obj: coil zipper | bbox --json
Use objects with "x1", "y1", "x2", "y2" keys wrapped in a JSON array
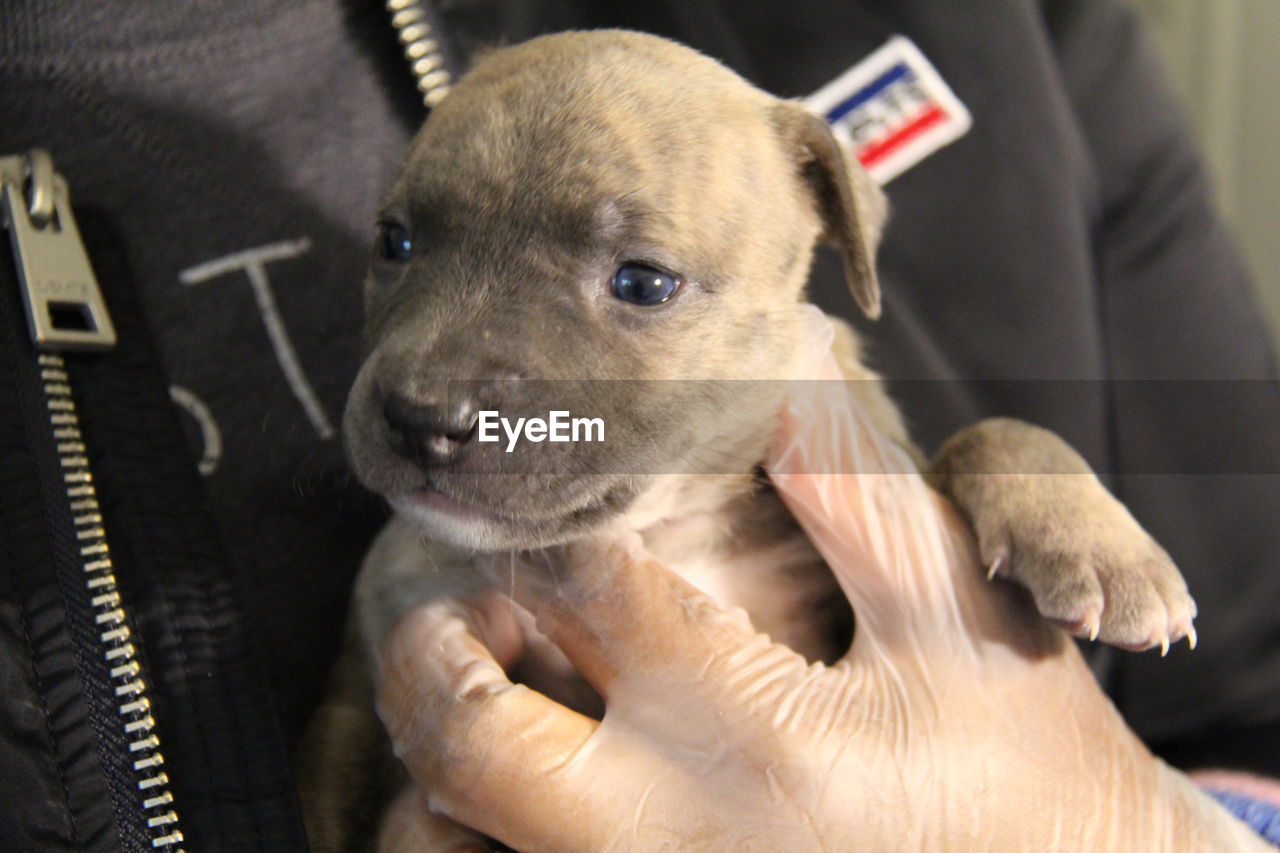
[
  {"x1": 3, "y1": 150, "x2": 186, "y2": 850},
  {"x1": 386, "y1": 0, "x2": 454, "y2": 108},
  {"x1": 40, "y1": 355, "x2": 187, "y2": 850}
]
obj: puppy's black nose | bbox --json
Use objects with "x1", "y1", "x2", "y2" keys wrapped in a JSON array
[{"x1": 382, "y1": 392, "x2": 478, "y2": 466}]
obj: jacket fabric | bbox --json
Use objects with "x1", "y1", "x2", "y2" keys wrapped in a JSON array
[{"x1": 2, "y1": 0, "x2": 1278, "y2": 848}]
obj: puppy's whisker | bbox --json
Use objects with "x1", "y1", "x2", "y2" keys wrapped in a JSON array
[
  {"x1": 538, "y1": 548, "x2": 562, "y2": 598},
  {"x1": 508, "y1": 551, "x2": 518, "y2": 615}
]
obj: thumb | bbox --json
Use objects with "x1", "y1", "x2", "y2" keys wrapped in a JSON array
[{"x1": 766, "y1": 338, "x2": 983, "y2": 657}]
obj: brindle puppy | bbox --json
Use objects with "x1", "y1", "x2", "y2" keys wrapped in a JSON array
[{"x1": 299, "y1": 30, "x2": 1195, "y2": 850}]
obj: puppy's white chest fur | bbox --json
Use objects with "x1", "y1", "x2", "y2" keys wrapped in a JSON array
[
  {"x1": 476, "y1": 481, "x2": 845, "y2": 714},
  {"x1": 656, "y1": 527, "x2": 841, "y2": 661},
  {"x1": 627, "y1": 475, "x2": 847, "y2": 663}
]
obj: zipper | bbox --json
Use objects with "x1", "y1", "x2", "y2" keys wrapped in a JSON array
[
  {"x1": 386, "y1": 0, "x2": 454, "y2": 108},
  {"x1": 2, "y1": 150, "x2": 186, "y2": 850}
]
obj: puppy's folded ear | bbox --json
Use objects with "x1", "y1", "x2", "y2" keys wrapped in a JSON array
[{"x1": 772, "y1": 103, "x2": 887, "y2": 320}]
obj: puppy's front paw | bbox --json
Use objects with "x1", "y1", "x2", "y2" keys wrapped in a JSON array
[
  {"x1": 929, "y1": 419, "x2": 1196, "y2": 653},
  {"x1": 975, "y1": 483, "x2": 1197, "y2": 653}
]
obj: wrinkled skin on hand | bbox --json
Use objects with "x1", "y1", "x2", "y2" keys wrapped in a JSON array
[{"x1": 374, "y1": 322, "x2": 1265, "y2": 852}]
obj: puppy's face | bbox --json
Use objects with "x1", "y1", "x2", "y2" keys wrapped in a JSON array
[{"x1": 344, "y1": 31, "x2": 883, "y2": 550}]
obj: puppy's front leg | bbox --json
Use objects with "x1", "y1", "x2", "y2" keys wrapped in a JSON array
[
  {"x1": 299, "y1": 518, "x2": 513, "y2": 852},
  {"x1": 926, "y1": 418, "x2": 1196, "y2": 651}
]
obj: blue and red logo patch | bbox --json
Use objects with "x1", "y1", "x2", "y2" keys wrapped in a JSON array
[{"x1": 805, "y1": 36, "x2": 971, "y2": 185}]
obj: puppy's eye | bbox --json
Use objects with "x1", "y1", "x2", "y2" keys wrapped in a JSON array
[
  {"x1": 377, "y1": 221, "x2": 412, "y2": 263},
  {"x1": 611, "y1": 263, "x2": 680, "y2": 306}
]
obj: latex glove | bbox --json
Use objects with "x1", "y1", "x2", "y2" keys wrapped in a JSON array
[{"x1": 374, "y1": 321, "x2": 1265, "y2": 852}]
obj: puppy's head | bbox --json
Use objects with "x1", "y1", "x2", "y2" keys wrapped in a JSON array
[{"x1": 344, "y1": 30, "x2": 885, "y2": 550}]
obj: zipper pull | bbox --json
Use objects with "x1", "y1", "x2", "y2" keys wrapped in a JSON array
[{"x1": 1, "y1": 149, "x2": 117, "y2": 352}]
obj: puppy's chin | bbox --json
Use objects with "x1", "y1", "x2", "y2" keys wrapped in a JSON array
[{"x1": 388, "y1": 480, "x2": 639, "y2": 551}]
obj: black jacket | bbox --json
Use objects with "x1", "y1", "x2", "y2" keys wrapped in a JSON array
[{"x1": 2, "y1": 0, "x2": 1278, "y2": 848}]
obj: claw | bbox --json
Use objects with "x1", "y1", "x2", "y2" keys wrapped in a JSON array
[
  {"x1": 1187, "y1": 626, "x2": 1198, "y2": 650},
  {"x1": 986, "y1": 553, "x2": 1006, "y2": 581},
  {"x1": 1160, "y1": 636, "x2": 1169, "y2": 657},
  {"x1": 1087, "y1": 619, "x2": 1100, "y2": 642}
]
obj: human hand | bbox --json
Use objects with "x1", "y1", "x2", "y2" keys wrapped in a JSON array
[{"x1": 373, "y1": 325, "x2": 1264, "y2": 852}]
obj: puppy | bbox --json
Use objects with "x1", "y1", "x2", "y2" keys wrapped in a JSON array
[{"x1": 300, "y1": 30, "x2": 1196, "y2": 850}]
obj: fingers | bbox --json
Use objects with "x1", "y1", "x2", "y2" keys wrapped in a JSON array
[
  {"x1": 376, "y1": 583, "x2": 797, "y2": 852},
  {"x1": 376, "y1": 600, "x2": 604, "y2": 850},
  {"x1": 515, "y1": 536, "x2": 793, "y2": 703}
]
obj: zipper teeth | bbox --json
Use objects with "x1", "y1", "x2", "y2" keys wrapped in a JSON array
[
  {"x1": 38, "y1": 353, "x2": 187, "y2": 852},
  {"x1": 386, "y1": 0, "x2": 453, "y2": 107}
]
